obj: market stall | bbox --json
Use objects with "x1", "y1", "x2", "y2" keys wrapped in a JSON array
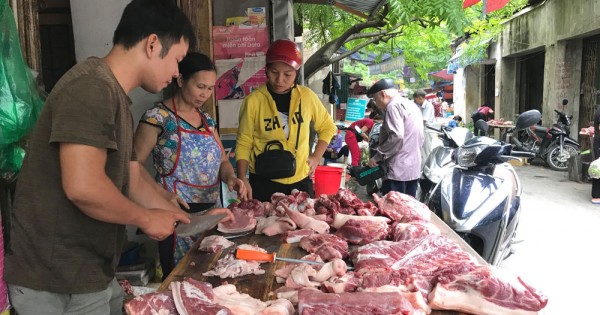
[
  {"x1": 125, "y1": 190, "x2": 548, "y2": 315},
  {"x1": 158, "y1": 214, "x2": 483, "y2": 315}
]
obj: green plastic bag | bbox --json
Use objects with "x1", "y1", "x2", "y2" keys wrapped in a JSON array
[{"x1": 0, "y1": 0, "x2": 45, "y2": 176}]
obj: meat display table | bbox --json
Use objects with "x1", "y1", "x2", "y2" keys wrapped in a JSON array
[
  {"x1": 159, "y1": 214, "x2": 485, "y2": 315},
  {"x1": 487, "y1": 123, "x2": 515, "y2": 141}
]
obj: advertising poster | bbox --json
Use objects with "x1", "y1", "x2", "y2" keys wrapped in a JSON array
[
  {"x1": 213, "y1": 25, "x2": 269, "y2": 60},
  {"x1": 215, "y1": 56, "x2": 266, "y2": 101},
  {"x1": 345, "y1": 98, "x2": 368, "y2": 122}
]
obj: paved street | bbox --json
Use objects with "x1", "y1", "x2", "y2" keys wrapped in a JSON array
[
  {"x1": 500, "y1": 164, "x2": 599, "y2": 315},
  {"x1": 352, "y1": 161, "x2": 598, "y2": 314}
]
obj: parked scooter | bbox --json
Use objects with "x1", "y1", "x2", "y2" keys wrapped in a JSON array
[
  {"x1": 504, "y1": 106, "x2": 580, "y2": 171},
  {"x1": 417, "y1": 125, "x2": 472, "y2": 202},
  {"x1": 424, "y1": 110, "x2": 539, "y2": 265}
]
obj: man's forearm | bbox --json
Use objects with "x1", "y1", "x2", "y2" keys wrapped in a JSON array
[{"x1": 130, "y1": 162, "x2": 178, "y2": 210}]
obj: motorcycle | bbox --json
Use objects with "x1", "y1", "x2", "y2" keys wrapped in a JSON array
[
  {"x1": 424, "y1": 110, "x2": 539, "y2": 265},
  {"x1": 417, "y1": 125, "x2": 472, "y2": 203},
  {"x1": 505, "y1": 107, "x2": 580, "y2": 171}
]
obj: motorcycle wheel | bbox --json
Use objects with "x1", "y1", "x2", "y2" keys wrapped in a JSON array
[{"x1": 546, "y1": 143, "x2": 579, "y2": 171}]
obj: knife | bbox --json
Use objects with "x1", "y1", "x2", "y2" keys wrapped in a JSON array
[
  {"x1": 235, "y1": 248, "x2": 354, "y2": 270},
  {"x1": 175, "y1": 212, "x2": 227, "y2": 237}
]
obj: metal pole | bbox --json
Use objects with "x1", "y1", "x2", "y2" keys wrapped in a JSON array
[{"x1": 482, "y1": 0, "x2": 487, "y2": 18}]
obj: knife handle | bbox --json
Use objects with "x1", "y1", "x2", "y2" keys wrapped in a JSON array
[{"x1": 236, "y1": 249, "x2": 275, "y2": 263}]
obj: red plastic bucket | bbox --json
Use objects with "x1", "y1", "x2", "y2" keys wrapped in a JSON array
[{"x1": 314, "y1": 165, "x2": 343, "y2": 196}]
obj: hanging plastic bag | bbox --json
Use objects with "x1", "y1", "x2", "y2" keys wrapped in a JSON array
[
  {"x1": 0, "y1": 0, "x2": 45, "y2": 177},
  {"x1": 588, "y1": 158, "x2": 600, "y2": 179}
]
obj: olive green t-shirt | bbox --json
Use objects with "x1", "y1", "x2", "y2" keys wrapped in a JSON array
[{"x1": 5, "y1": 57, "x2": 133, "y2": 293}]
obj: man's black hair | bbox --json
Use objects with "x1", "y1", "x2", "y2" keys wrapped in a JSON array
[
  {"x1": 413, "y1": 89, "x2": 427, "y2": 98},
  {"x1": 113, "y1": 0, "x2": 196, "y2": 57},
  {"x1": 179, "y1": 52, "x2": 216, "y2": 81}
]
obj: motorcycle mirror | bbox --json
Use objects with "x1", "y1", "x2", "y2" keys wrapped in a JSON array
[
  {"x1": 562, "y1": 99, "x2": 568, "y2": 106},
  {"x1": 514, "y1": 109, "x2": 542, "y2": 131}
]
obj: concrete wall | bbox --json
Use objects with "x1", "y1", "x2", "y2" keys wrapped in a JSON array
[
  {"x1": 494, "y1": 0, "x2": 600, "y2": 137},
  {"x1": 70, "y1": 0, "x2": 163, "y2": 131}
]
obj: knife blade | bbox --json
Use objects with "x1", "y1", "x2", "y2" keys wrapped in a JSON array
[{"x1": 175, "y1": 212, "x2": 227, "y2": 237}]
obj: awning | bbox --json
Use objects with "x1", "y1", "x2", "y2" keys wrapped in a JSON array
[{"x1": 429, "y1": 69, "x2": 454, "y2": 81}]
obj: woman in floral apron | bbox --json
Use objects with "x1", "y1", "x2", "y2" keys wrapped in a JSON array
[{"x1": 134, "y1": 52, "x2": 244, "y2": 279}]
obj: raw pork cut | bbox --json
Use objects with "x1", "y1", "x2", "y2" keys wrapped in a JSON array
[
  {"x1": 331, "y1": 213, "x2": 390, "y2": 229},
  {"x1": 199, "y1": 235, "x2": 235, "y2": 252},
  {"x1": 255, "y1": 216, "x2": 296, "y2": 236},
  {"x1": 284, "y1": 229, "x2": 314, "y2": 244},
  {"x1": 429, "y1": 266, "x2": 548, "y2": 315},
  {"x1": 390, "y1": 221, "x2": 439, "y2": 242},
  {"x1": 213, "y1": 284, "x2": 268, "y2": 314},
  {"x1": 203, "y1": 244, "x2": 266, "y2": 279},
  {"x1": 171, "y1": 278, "x2": 232, "y2": 314},
  {"x1": 263, "y1": 298, "x2": 295, "y2": 315},
  {"x1": 218, "y1": 207, "x2": 257, "y2": 233},
  {"x1": 124, "y1": 290, "x2": 177, "y2": 315},
  {"x1": 285, "y1": 264, "x2": 319, "y2": 289},
  {"x1": 284, "y1": 205, "x2": 329, "y2": 234},
  {"x1": 299, "y1": 234, "x2": 348, "y2": 261},
  {"x1": 311, "y1": 258, "x2": 347, "y2": 282},
  {"x1": 352, "y1": 235, "x2": 475, "y2": 274},
  {"x1": 373, "y1": 191, "x2": 431, "y2": 222},
  {"x1": 321, "y1": 271, "x2": 362, "y2": 293},
  {"x1": 297, "y1": 288, "x2": 426, "y2": 315},
  {"x1": 235, "y1": 199, "x2": 267, "y2": 217},
  {"x1": 335, "y1": 219, "x2": 389, "y2": 245}
]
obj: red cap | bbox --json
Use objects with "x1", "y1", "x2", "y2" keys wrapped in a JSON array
[{"x1": 266, "y1": 39, "x2": 302, "y2": 70}]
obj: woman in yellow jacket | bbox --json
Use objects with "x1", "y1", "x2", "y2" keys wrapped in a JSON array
[{"x1": 236, "y1": 39, "x2": 337, "y2": 202}]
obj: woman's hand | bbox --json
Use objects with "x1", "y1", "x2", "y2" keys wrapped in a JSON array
[
  {"x1": 226, "y1": 176, "x2": 247, "y2": 200},
  {"x1": 237, "y1": 177, "x2": 253, "y2": 201},
  {"x1": 206, "y1": 208, "x2": 235, "y2": 224},
  {"x1": 307, "y1": 154, "x2": 320, "y2": 176}
]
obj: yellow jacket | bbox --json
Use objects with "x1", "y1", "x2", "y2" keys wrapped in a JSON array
[{"x1": 236, "y1": 84, "x2": 337, "y2": 184}]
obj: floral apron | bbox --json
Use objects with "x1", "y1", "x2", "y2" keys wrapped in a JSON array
[{"x1": 161, "y1": 99, "x2": 222, "y2": 264}]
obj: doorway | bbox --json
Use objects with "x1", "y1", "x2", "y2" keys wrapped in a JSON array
[
  {"x1": 580, "y1": 34, "x2": 600, "y2": 130},
  {"x1": 484, "y1": 64, "x2": 496, "y2": 109},
  {"x1": 38, "y1": 0, "x2": 76, "y2": 93},
  {"x1": 517, "y1": 50, "x2": 545, "y2": 114}
]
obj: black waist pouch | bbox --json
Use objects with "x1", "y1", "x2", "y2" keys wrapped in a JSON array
[{"x1": 255, "y1": 140, "x2": 296, "y2": 179}]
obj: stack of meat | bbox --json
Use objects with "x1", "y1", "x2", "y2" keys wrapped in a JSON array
[
  {"x1": 127, "y1": 189, "x2": 548, "y2": 315},
  {"x1": 264, "y1": 190, "x2": 548, "y2": 315},
  {"x1": 125, "y1": 277, "x2": 294, "y2": 315}
]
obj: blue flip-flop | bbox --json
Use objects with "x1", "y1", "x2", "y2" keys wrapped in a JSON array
[{"x1": 592, "y1": 199, "x2": 600, "y2": 204}]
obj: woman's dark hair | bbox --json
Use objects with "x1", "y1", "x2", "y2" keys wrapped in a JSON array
[
  {"x1": 454, "y1": 115, "x2": 463, "y2": 122},
  {"x1": 113, "y1": 0, "x2": 196, "y2": 56},
  {"x1": 179, "y1": 52, "x2": 217, "y2": 81}
]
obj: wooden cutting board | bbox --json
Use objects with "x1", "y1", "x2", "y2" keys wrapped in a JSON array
[{"x1": 159, "y1": 223, "x2": 475, "y2": 315}]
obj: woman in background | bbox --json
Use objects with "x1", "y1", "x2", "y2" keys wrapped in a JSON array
[
  {"x1": 323, "y1": 133, "x2": 349, "y2": 165},
  {"x1": 235, "y1": 39, "x2": 337, "y2": 202},
  {"x1": 134, "y1": 52, "x2": 241, "y2": 279}
]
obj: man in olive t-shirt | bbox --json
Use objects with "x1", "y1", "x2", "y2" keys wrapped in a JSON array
[{"x1": 4, "y1": 1, "x2": 196, "y2": 314}]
